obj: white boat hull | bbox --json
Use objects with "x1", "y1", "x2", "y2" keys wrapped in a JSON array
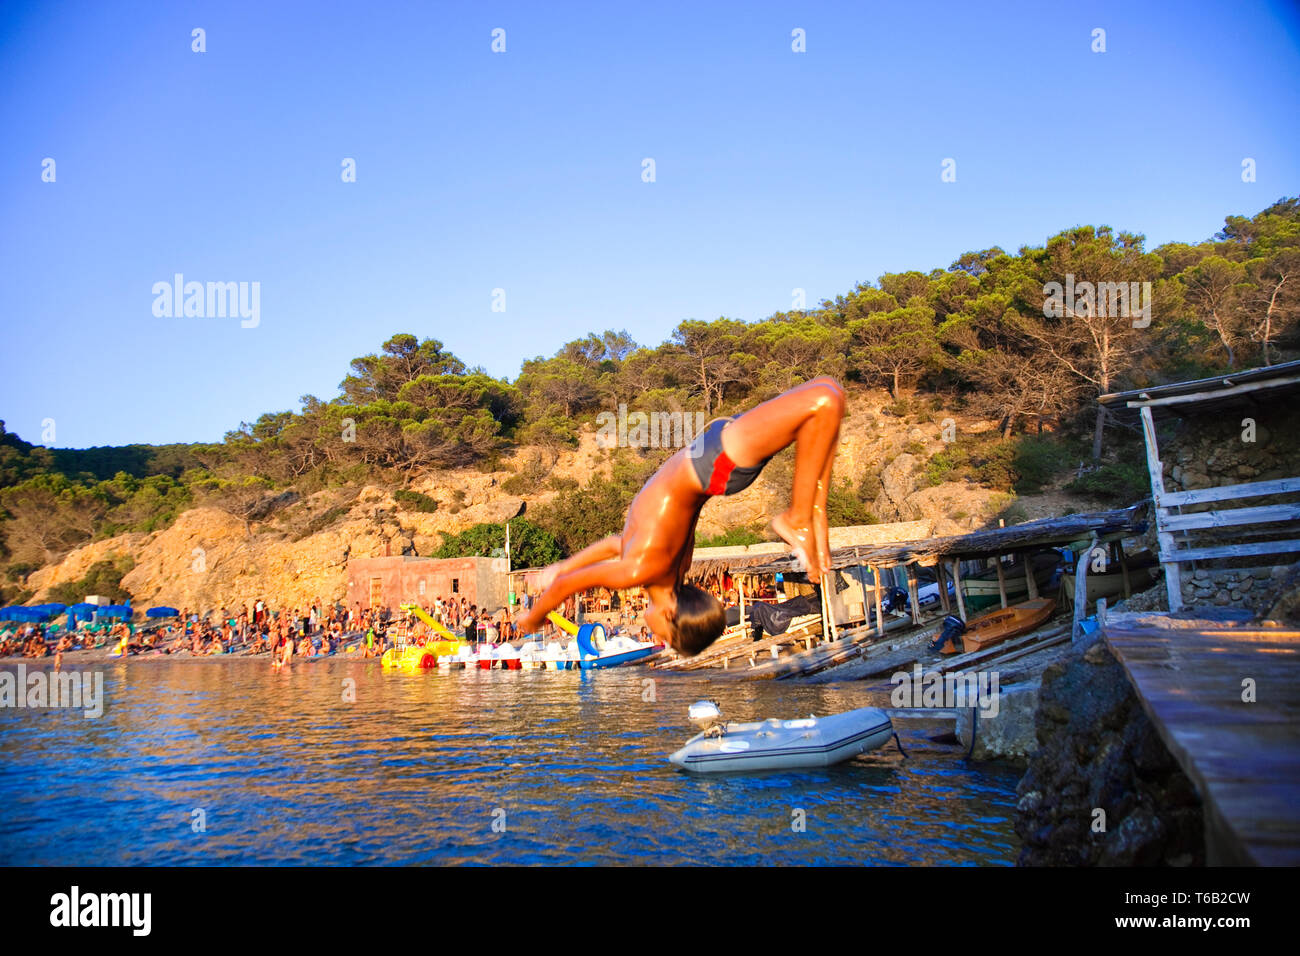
[{"x1": 669, "y1": 706, "x2": 894, "y2": 773}]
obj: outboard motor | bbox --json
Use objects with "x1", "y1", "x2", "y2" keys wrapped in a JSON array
[
  {"x1": 882, "y1": 587, "x2": 910, "y2": 614},
  {"x1": 928, "y1": 614, "x2": 966, "y2": 653},
  {"x1": 688, "y1": 700, "x2": 726, "y2": 736}
]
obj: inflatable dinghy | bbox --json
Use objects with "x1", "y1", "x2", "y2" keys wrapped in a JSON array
[{"x1": 669, "y1": 701, "x2": 895, "y2": 773}]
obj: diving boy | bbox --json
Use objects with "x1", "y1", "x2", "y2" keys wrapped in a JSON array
[{"x1": 515, "y1": 377, "x2": 846, "y2": 656}]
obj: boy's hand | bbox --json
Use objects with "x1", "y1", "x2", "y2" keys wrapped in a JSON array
[
  {"x1": 516, "y1": 606, "x2": 545, "y2": 635},
  {"x1": 535, "y1": 563, "x2": 561, "y2": 593}
]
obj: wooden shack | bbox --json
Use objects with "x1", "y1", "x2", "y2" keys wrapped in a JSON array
[{"x1": 1099, "y1": 360, "x2": 1300, "y2": 613}]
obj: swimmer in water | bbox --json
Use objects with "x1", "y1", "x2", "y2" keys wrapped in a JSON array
[{"x1": 516, "y1": 377, "x2": 845, "y2": 657}]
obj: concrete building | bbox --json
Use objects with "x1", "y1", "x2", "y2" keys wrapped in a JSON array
[{"x1": 346, "y1": 556, "x2": 510, "y2": 612}]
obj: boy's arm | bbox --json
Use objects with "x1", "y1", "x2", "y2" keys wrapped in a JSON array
[
  {"x1": 518, "y1": 559, "x2": 641, "y2": 634},
  {"x1": 537, "y1": 535, "x2": 622, "y2": 590}
]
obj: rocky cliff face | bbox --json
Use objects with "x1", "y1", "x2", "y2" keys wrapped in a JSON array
[{"x1": 26, "y1": 392, "x2": 1019, "y2": 611}]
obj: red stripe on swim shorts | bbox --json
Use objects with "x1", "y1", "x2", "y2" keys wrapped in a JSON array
[{"x1": 706, "y1": 451, "x2": 737, "y2": 495}]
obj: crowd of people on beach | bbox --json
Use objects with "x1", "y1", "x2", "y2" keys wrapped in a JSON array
[
  {"x1": 0, "y1": 593, "x2": 537, "y2": 665},
  {"x1": 0, "y1": 587, "x2": 661, "y2": 669},
  {"x1": 0, "y1": 622, "x2": 133, "y2": 660}
]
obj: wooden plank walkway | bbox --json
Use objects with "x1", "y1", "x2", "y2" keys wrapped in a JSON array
[
  {"x1": 740, "y1": 613, "x2": 920, "y2": 680},
  {"x1": 653, "y1": 614, "x2": 824, "y2": 671},
  {"x1": 1102, "y1": 619, "x2": 1300, "y2": 866}
]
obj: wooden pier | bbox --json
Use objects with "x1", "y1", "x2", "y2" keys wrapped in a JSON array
[{"x1": 1103, "y1": 616, "x2": 1300, "y2": 866}]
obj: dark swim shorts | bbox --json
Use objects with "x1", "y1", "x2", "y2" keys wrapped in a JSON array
[{"x1": 687, "y1": 417, "x2": 773, "y2": 496}]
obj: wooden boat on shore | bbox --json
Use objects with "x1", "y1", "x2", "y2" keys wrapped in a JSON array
[
  {"x1": 959, "y1": 597, "x2": 1057, "y2": 654},
  {"x1": 1061, "y1": 551, "x2": 1158, "y2": 605},
  {"x1": 959, "y1": 551, "x2": 1061, "y2": 611}
]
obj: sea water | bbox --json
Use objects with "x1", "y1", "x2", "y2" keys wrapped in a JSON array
[{"x1": 0, "y1": 659, "x2": 1021, "y2": 865}]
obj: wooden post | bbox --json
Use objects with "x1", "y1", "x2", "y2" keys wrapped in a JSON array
[
  {"x1": 936, "y1": 562, "x2": 951, "y2": 613},
  {"x1": 905, "y1": 564, "x2": 921, "y2": 625},
  {"x1": 1115, "y1": 540, "x2": 1132, "y2": 599},
  {"x1": 1140, "y1": 404, "x2": 1184, "y2": 612},
  {"x1": 830, "y1": 572, "x2": 840, "y2": 641},
  {"x1": 1024, "y1": 551, "x2": 1040, "y2": 600},
  {"x1": 738, "y1": 576, "x2": 747, "y2": 631},
  {"x1": 857, "y1": 566, "x2": 871, "y2": 628},
  {"x1": 950, "y1": 559, "x2": 967, "y2": 622},
  {"x1": 995, "y1": 556, "x2": 1008, "y2": 610},
  {"x1": 820, "y1": 573, "x2": 837, "y2": 643},
  {"x1": 1072, "y1": 532, "x2": 1097, "y2": 642},
  {"x1": 818, "y1": 577, "x2": 826, "y2": 640},
  {"x1": 872, "y1": 565, "x2": 885, "y2": 638}
]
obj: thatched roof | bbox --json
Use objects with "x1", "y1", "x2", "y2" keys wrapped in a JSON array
[
  {"x1": 688, "y1": 520, "x2": 933, "y2": 580},
  {"x1": 687, "y1": 502, "x2": 1149, "y2": 580}
]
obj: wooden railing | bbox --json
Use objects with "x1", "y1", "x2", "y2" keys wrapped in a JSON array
[{"x1": 1140, "y1": 405, "x2": 1300, "y2": 611}]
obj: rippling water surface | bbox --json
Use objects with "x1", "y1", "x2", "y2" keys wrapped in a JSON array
[{"x1": 0, "y1": 659, "x2": 1021, "y2": 865}]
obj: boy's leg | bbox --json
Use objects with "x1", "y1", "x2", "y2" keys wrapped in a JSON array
[
  {"x1": 720, "y1": 378, "x2": 845, "y2": 576},
  {"x1": 812, "y1": 425, "x2": 837, "y2": 572}
]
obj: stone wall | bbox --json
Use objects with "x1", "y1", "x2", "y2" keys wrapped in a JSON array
[
  {"x1": 1159, "y1": 403, "x2": 1300, "y2": 613},
  {"x1": 1164, "y1": 404, "x2": 1299, "y2": 495},
  {"x1": 1180, "y1": 563, "x2": 1299, "y2": 615}
]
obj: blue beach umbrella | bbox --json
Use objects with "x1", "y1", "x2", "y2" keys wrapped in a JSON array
[
  {"x1": 64, "y1": 605, "x2": 91, "y2": 627},
  {"x1": 3, "y1": 607, "x2": 46, "y2": 622},
  {"x1": 66, "y1": 602, "x2": 98, "y2": 624},
  {"x1": 146, "y1": 606, "x2": 180, "y2": 618}
]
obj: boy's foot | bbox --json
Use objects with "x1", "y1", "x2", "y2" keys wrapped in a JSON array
[{"x1": 772, "y1": 512, "x2": 822, "y2": 578}]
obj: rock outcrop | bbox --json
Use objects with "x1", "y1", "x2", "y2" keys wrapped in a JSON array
[
  {"x1": 25, "y1": 533, "x2": 147, "y2": 595},
  {"x1": 1013, "y1": 635, "x2": 1204, "y2": 866},
  {"x1": 956, "y1": 680, "x2": 1042, "y2": 764}
]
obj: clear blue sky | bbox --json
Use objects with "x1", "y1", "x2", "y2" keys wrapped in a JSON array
[{"x1": 2, "y1": 0, "x2": 1298, "y2": 448}]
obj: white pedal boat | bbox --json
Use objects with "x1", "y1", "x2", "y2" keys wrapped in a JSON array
[
  {"x1": 436, "y1": 647, "x2": 475, "y2": 669},
  {"x1": 527, "y1": 640, "x2": 578, "y2": 670},
  {"x1": 669, "y1": 701, "x2": 895, "y2": 773}
]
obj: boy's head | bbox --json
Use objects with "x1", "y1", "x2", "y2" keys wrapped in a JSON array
[{"x1": 655, "y1": 583, "x2": 726, "y2": 657}]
